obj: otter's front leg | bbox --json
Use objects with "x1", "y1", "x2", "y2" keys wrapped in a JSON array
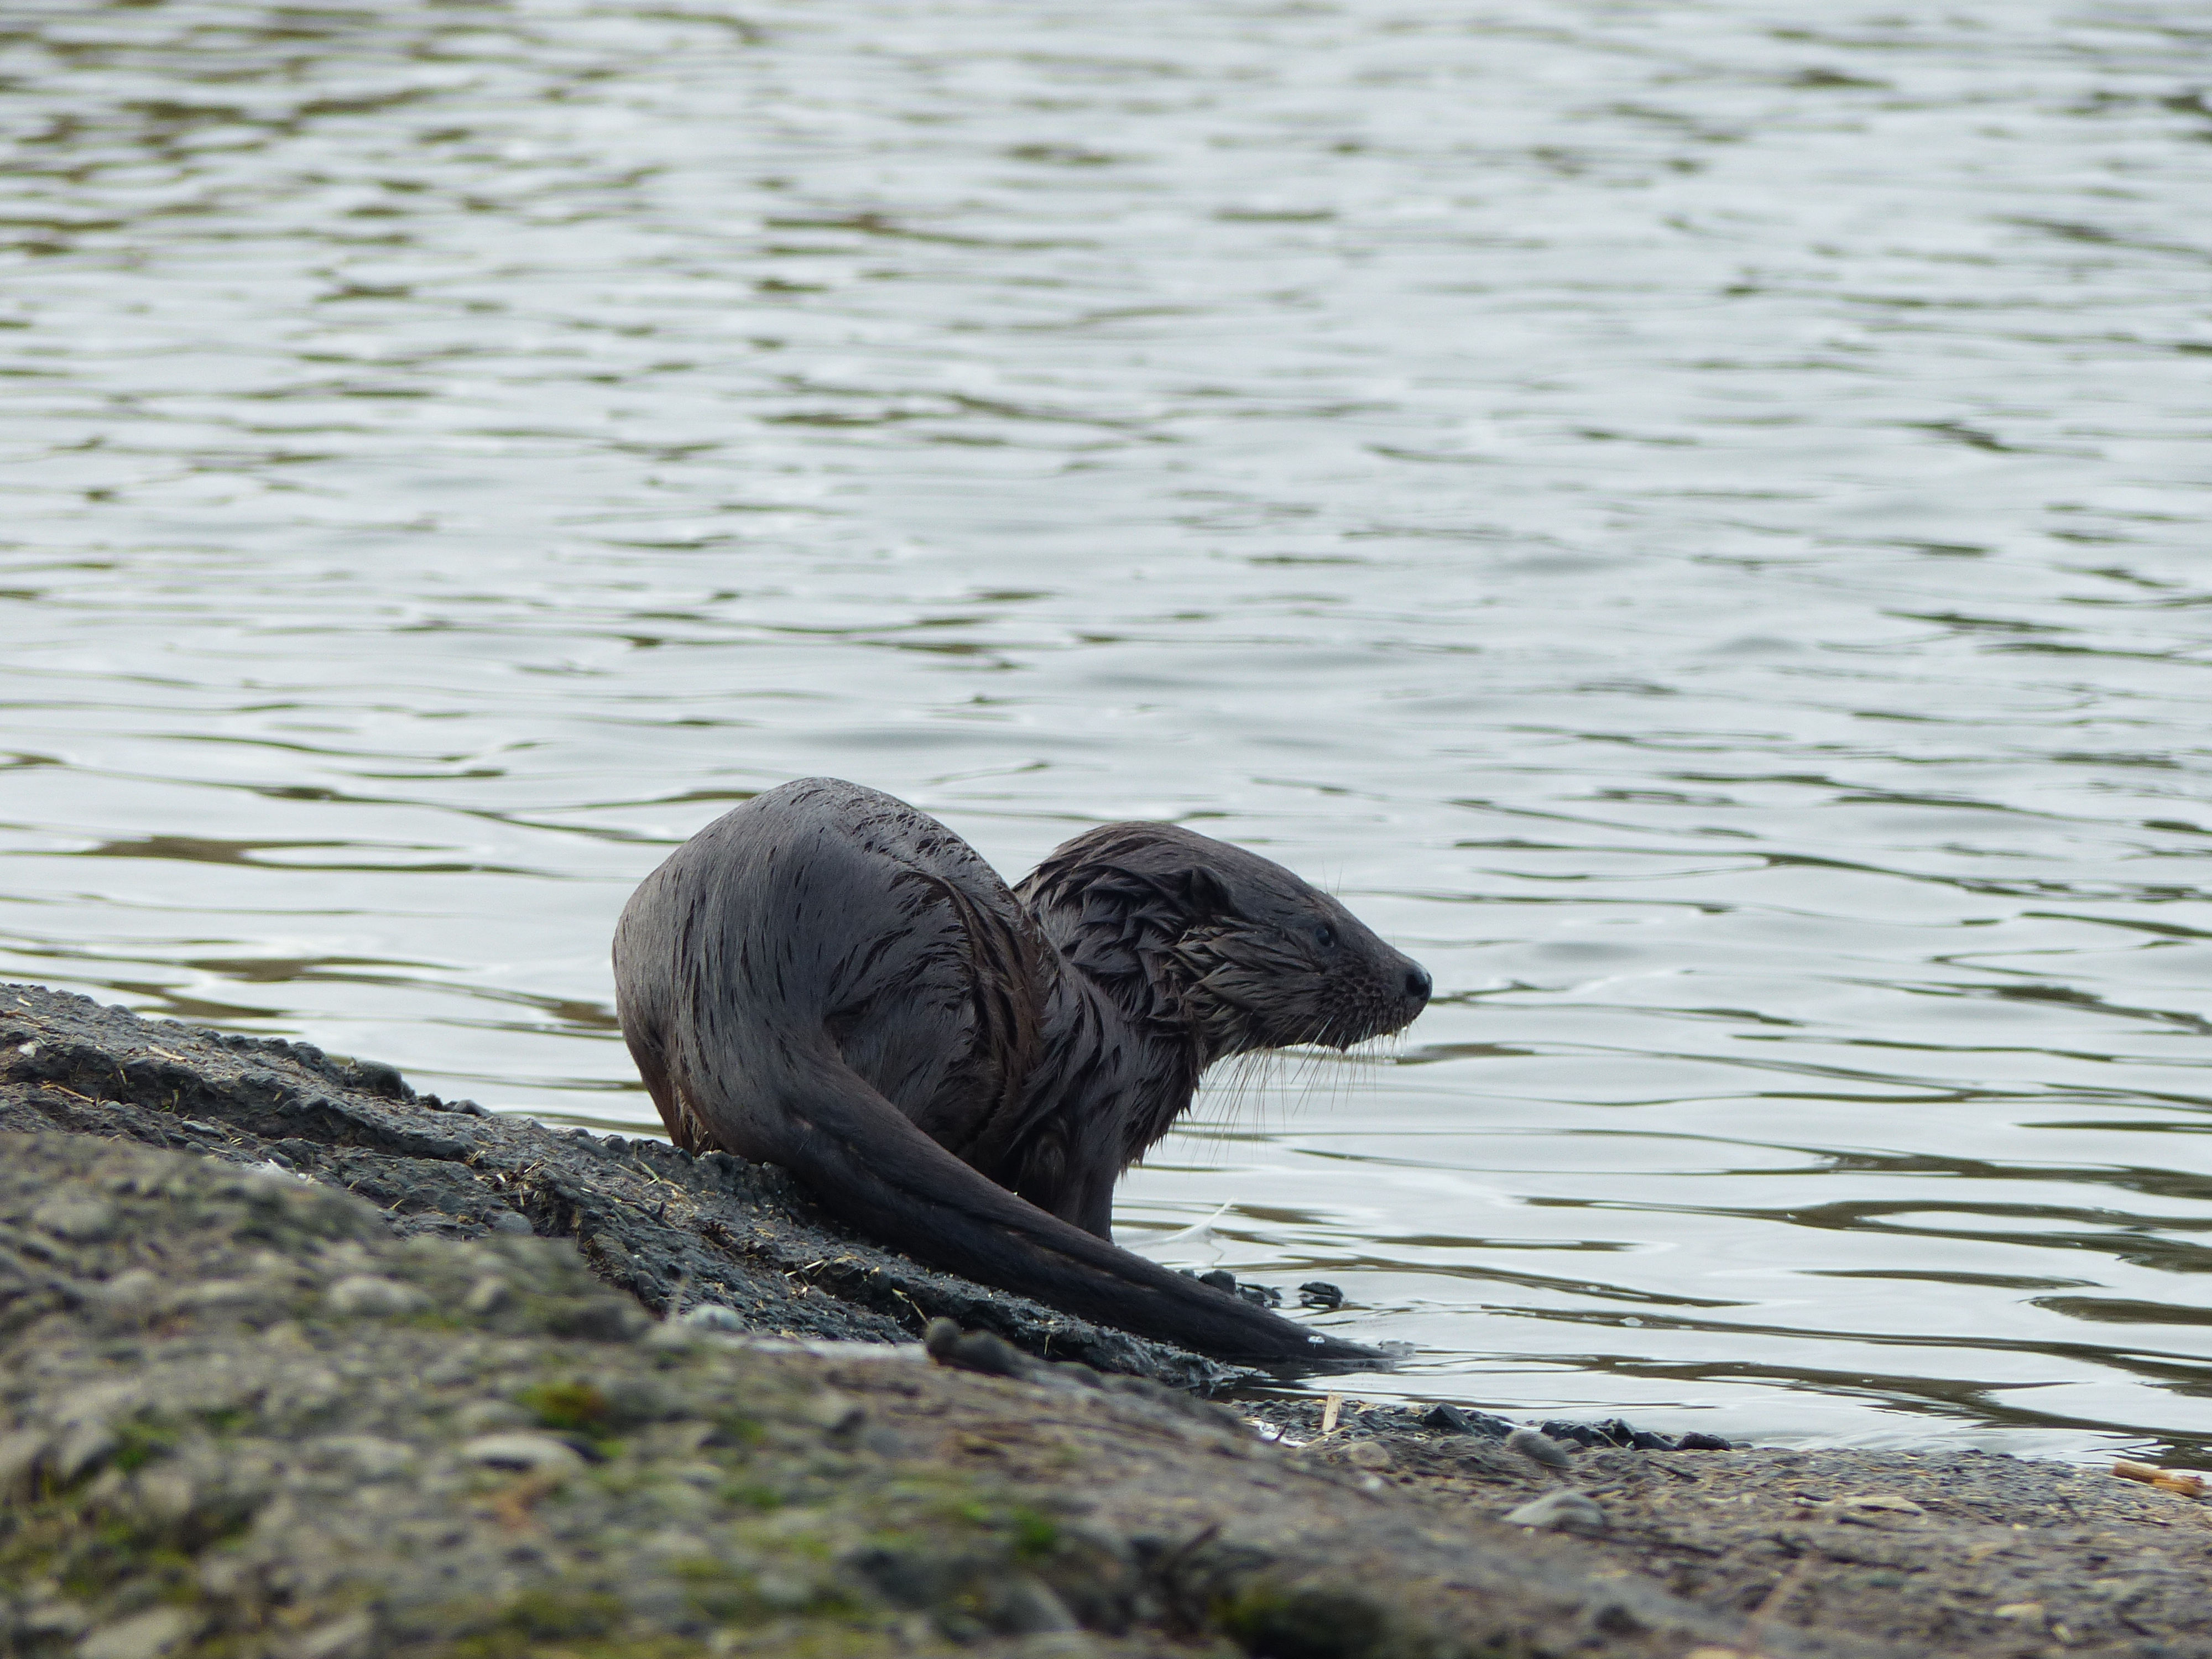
[{"x1": 1065, "y1": 1173, "x2": 1115, "y2": 1243}]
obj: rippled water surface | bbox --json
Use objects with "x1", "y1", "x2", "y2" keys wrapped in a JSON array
[{"x1": 7, "y1": 0, "x2": 2212, "y2": 1457}]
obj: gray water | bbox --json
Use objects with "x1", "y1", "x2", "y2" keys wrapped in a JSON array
[{"x1": 6, "y1": 0, "x2": 2211, "y2": 1459}]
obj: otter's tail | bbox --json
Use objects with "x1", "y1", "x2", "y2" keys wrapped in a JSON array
[{"x1": 761, "y1": 1051, "x2": 1381, "y2": 1371}]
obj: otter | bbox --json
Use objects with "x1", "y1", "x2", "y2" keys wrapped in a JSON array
[{"x1": 612, "y1": 778, "x2": 1430, "y2": 1367}]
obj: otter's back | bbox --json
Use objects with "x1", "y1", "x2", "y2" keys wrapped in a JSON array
[{"x1": 613, "y1": 778, "x2": 1042, "y2": 1161}]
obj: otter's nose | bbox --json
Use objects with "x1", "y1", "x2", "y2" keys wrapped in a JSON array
[{"x1": 1403, "y1": 963, "x2": 1432, "y2": 1007}]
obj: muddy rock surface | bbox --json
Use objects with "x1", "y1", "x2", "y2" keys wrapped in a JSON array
[
  {"x1": 1253, "y1": 1398, "x2": 2212, "y2": 1657},
  {"x1": 7, "y1": 983, "x2": 2212, "y2": 1659},
  {"x1": 0, "y1": 985, "x2": 1246, "y2": 1390}
]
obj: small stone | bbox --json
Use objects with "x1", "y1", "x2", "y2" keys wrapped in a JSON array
[
  {"x1": 418, "y1": 1349, "x2": 483, "y2": 1387},
  {"x1": 924, "y1": 1318, "x2": 1032, "y2": 1379},
  {"x1": 461, "y1": 1276, "x2": 510, "y2": 1316},
  {"x1": 1341, "y1": 1441, "x2": 1395, "y2": 1472},
  {"x1": 51, "y1": 1420, "x2": 118, "y2": 1483},
  {"x1": 452, "y1": 1400, "x2": 530, "y2": 1436},
  {"x1": 20, "y1": 1595, "x2": 88, "y2": 1639},
  {"x1": 1835, "y1": 1492, "x2": 1924, "y2": 1515},
  {"x1": 0, "y1": 1428, "x2": 50, "y2": 1501},
  {"x1": 489, "y1": 1209, "x2": 533, "y2": 1235},
  {"x1": 170, "y1": 1279, "x2": 282, "y2": 1321},
  {"x1": 1675, "y1": 1431, "x2": 1733, "y2": 1451},
  {"x1": 540, "y1": 1294, "x2": 650, "y2": 1343},
  {"x1": 288, "y1": 1611, "x2": 374, "y2": 1659},
  {"x1": 460, "y1": 1432, "x2": 587, "y2": 1474},
  {"x1": 325, "y1": 1275, "x2": 427, "y2": 1318},
  {"x1": 806, "y1": 1390, "x2": 867, "y2": 1438},
  {"x1": 1009, "y1": 1630, "x2": 1099, "y2": 1659},
  {"x1": 314, "y1": 1436, "x2": 417, "y2": 1480},
  {"x1": 992, "y1": 1575, "x2": 1079, "y2": 1635},
  {"x1": 79, "y1": 1606, "x2": 196, "y2": 1659},
  {"x1": 1297, "y1": 1280, "x2": 1345, "y2": 1310},
  {"x1": 1503, "y1": 1490, "x2": 1607, "y2": 1533},
  {"x1": 1589, "y1": 1601, "x2": 1647, "y2": 1636},
  {"x1": 128, "y1": 1467, "x2": 201, "y2": 1531},
  {"x1": 1198, "y1": 1269, "x2": 1238, "y2": 1294},
  {"x1": 598, "y1": 1375, "x2": 676, "y2": 1428},
  {"x1": 32, "y1": 1194, "x2": 117, "y2": 1242},
  {"x1": 679, "y1": 1302, "x2": 745, "y2": 1332},
  {"x1": 1506, "y1": 1427, "x2": 1572, "y2": 1469},
  {"x1": 752, "y1": 1565, "x2": 817, "y2": 1611},
  {"x1": 93, "y1": 1268, "x2": 163, "y2": 1323}
]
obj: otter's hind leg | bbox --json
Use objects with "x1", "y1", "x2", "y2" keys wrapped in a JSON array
[
  {"x1": 613, "y1": 922, "x2": 714, "y2": 1154},
  {"x1": 623, "y1": 1022, "x2": 714, "y2": 1154}
]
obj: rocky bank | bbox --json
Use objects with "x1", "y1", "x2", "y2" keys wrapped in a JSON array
[{"x1": 4, "y1": 984, "x2": 2210, "y2": 1659}]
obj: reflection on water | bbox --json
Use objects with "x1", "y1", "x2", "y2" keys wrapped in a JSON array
[{"x1": 4, "y1": 0, "x2": 2210, "y2": 1457}]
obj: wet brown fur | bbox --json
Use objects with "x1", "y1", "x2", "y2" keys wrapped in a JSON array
[{"x1": 613, "y1": 778, "x2": 1428, "y2": 1367}]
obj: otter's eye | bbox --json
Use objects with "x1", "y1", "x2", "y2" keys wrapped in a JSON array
[{"x1": 1313, "y1": 923, "x2": 1337, "y2": 951}]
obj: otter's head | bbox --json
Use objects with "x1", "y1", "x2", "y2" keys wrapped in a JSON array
[{"x1": 1014, "y1": 822, "x2": 1431, "y2": 1063}]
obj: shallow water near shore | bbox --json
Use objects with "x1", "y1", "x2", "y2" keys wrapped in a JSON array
[{"x1": 5, "y1": 0, "x2": 2210, "y2": 1459}]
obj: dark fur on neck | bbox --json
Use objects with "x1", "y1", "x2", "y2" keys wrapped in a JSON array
[
  {"x1": 997, "y1": 822, "x2": 1430, "y2": 1219},
  {"x1": 1017, "y1": 821, "x2": 1423, "y2": 1060}
]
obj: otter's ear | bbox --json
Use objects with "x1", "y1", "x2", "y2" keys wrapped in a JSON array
[{"x1": 1182, "y1": 866, "x2": 1234, "y2": 915}]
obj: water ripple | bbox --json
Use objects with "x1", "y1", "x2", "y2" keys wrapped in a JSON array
[{"x1": 4, "y1": 0, "x2": 2210, "y2": 1457}]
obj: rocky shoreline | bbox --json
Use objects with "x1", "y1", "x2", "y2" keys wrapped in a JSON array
[{"x1": 6, "y1": 983, "x2": 2210, "y2": 1659}]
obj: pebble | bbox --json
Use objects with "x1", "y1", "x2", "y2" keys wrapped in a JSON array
[
  {"x1": 315, "y1": 1435, "x2": 418, "y2": 1481},
  {"x1": 1503, "y1": 1490, "x2": 1608, "y2": 1534},
  {"x1": 752, "y1": 1564, "x2": 820, "y2": 1611},
  {"x1": 1506, "y1": 1427, "x2": 1573, "y2": 1470},
  {"x1": 0, "y1": 1428, "x2": 50, "y2": 1501},
  {"x1": 31, "y1": 1194, "x2": 117, "y2": 1242},
  {"x1": 93, "y1": 1267, "x2": 163, "y2": 1322},
  {"x1": 806, "y1": 1390, "x2": 868, "y2": 1438},
  {"x1": 679, "y1": 1302, "x2": 746, "y2": 1332},
  {"x1": 460, "y1": 1432, "x2": 587, "y2": 1475},
  {"x1": 289, "y1": 1610, "x2": 375, "y2": 1659},
  {"x1": 79, "y1": 1606, "x2": 197, "y2": 1659},
  {"x1": 1835, "y1": 1492, "x2": 1924, "y2": 1515},
  {"x1": 128, "y1": 1467, "x2": 203, "y2": 1530},
  {"x1": 1341, "y1": 1441, "x2": 1395, "y2": 1472},
  {"x1": 452, "y1": 1399, "x2": 531, "y2": 1436},
  {"x1": 169, "y1": 1278, "x2": 283, "y2": 1321},
  {"x1": 325, "y1": 1275, "x2": 429, "y2": 1318},
  {"x1": 51, "y1": 1419, "x2": 118, "y2": 1483},
  {"x1": 461, "y1": 1275, "x2": 510, "y2": 1316},
  {"x1": 1421, "y1": 1401, "x2": 1512, "y2": 1438},
  {"x1": 418, "y1": 1349, "x2": 483, "y2": 1387},
  {"x1": 19, "y1": 1595, "x2": 88, "y2": 1640},
  {"x1": 995, "y1": 1575, "x2": 1081, "y2": 1635},
  {"x1": 1297, "y1": 1280, "x2": 1346, "y2": 1311},
  {"x1": 924, "y1": 1317, "x2": 1034, "y2": 1379}
]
